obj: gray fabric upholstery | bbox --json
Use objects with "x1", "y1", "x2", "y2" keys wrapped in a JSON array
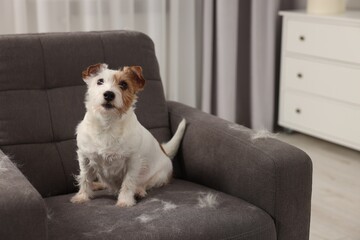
[
  {"x1": 167, "y1": 101, "x2": 312, "y2": 240},
  {"x1": 0, "y1": 31, "x2": 170, "y2": 197},
  {"x1": 0, "y1": 150, "x2": 47, "y2": 240},
  {"x1": 0, "y1": 31, "x2": 312, "y2": 240},
  {"x1": 46, "y1": 179, "x2": 276, "y2": 240}
]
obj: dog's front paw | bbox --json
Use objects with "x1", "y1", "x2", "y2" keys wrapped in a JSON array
[
  {"x1": 135, "y1": 187, "x2": 147, "y2": 199},
  {"x1": 116, "y1": 198, "x2": 136, "y2": 207},
  {"x1": 70, "y1": 193, "x2": 90, "y2": 204}
]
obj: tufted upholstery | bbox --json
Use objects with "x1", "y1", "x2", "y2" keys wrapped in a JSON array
[
  {"x1": 0, "y1": 31, "x2": 170, "y2": 197},
  {"x1": 0, "y1": 31, "x2": 312, "y2": 240}
]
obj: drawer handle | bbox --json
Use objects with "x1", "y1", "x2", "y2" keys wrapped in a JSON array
[
  {"x1": 297, "y1": 73, "x2": 303, "y2": 79},
  {"x1": 295, "y1": 108, "x2": 301, "y2": 114},
  {"x1": 299, "y1": 35, "x2": 305, "y2": 42}
]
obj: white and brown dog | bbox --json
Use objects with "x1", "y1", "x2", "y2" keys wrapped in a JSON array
[{"x1": 70, "y1": 63, "x2": 186, "y2": 207}]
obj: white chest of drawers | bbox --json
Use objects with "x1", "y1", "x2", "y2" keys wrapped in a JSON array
[{"x1": 278, "y1": 10, "x2": 360, "y2": 151}]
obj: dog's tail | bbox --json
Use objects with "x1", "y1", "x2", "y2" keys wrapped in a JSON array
[{"x1": 162, "y1": 119, "x2": 186, "y2": 159}]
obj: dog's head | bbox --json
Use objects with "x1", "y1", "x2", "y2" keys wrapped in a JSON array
[{"x1": 82, "y1": 63, "x2": 145, "y2": 116}]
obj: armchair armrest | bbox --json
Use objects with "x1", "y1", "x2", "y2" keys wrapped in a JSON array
[
  {"x1": 0, "y1": 150, "x2": 47, "y2": 240},
  {"x1": 167, "y1": 101, "x2": 312, "y2": 240}
]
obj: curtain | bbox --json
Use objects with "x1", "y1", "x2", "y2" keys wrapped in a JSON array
[
  {"x1": 0, "y1": 0, "x2": 202, "y2": 110},
  {"x1": 201, "y1": 0, "x2": 310, "y2": 130},
  {"x1": 2, "y1": 0, "x2": 357, "y2": 130},
  {"x1": 200, "y1": 0, "x2": 358, "y2": 130}
]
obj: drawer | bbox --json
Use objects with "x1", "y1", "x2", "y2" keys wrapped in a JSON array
[
  {"x1": 281, "y1": 91, "x2": 360, "y2": 147},
  {"x1": 286, "y1": 20, "x2": 360, "y2": 64},
  {"x1": 283, "y1": 57, "x2": 360, "y2": 105}
]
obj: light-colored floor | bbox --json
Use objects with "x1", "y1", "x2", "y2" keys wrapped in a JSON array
[{"x1": 278, "y1": 132, "x2": 360, "y2": 240}]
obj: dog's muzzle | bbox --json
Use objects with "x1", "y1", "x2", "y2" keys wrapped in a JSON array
[
  {"x1": 102, "y1": 91, "x2": 115, "y2": 109},
  {"x1": 104, "y1": 91, "x2": 115, "y2": 101}
]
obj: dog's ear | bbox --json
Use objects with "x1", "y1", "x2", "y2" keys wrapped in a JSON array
[
  {"x1": 128, "y1": 66, "x2": 145, "y2": 91},
  {"x1": 82, "y1": 63, "x2": 108, "y2": 82}
]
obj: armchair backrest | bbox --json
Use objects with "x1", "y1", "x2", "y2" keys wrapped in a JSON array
[{"x1": 0, "y1": 31, "x2": 170, "y2": 197}]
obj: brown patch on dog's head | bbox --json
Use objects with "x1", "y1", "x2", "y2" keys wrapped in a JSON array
[
  {"x1": 82, "y1": 63, "x2": 107, "y2": 81},
  {"x1": 129, "y1": 66, "x2": 145, "y2": 90},
  {"x1": 122, "y1": 66, "x2": 145, "y2": 92},
  {"x1": 113, "y1": 66, "x2": 146, "y2": 114}
]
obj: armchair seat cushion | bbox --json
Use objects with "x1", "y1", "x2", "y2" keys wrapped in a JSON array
[{"x1": 45, "y1": 179, "x2": 276, "y2": 240}]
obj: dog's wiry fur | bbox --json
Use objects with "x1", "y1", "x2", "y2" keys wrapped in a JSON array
[{"x1": 71, "y1": 63, "x2": 186, "y2": 207}]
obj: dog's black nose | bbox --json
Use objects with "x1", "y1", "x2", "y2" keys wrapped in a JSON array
[{"x1": 104, "y1": 91, "x2": 115, "y2": 101}]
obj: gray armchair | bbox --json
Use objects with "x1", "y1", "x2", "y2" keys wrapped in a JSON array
[{"x1": 0, "y1": 31, "x2": 312, "y2": 240}]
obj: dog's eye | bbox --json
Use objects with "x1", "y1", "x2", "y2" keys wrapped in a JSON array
[
  {"x1": 119, "y1": 81, "x2": 128, "y2": 90},
  {"x1": 97, "y1": 79, "x2": 104, "y2": 85}
]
